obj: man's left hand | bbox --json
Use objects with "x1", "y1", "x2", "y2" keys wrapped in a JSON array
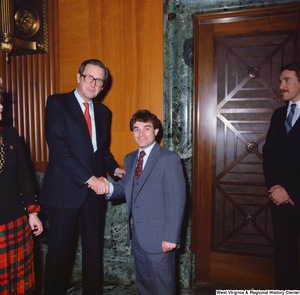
[{"x1": 115, "y1": 167, "x2": 126, "y2": 178}]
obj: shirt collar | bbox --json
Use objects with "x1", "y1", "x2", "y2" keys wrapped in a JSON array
[
  {"x1": 138, "y1": 141, "x2": 156, "y2": 157},
  {"x1": 74, "y1": 89, "x2": 94, "y2": 112}
]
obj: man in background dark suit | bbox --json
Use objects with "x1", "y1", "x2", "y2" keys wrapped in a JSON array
[
  {"x1": 263, "y1": 61, "x2": 300, "y2": 289},
  {"x1": 40, "y1": 59, "x2": 125, "y2": 295},
  {"x1": 94, "y1": 110, "x2": 186, "y2": 295}
]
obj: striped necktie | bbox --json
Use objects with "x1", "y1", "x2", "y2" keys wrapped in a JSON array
[{"x1": 285, "y1": 103, "x2": 297, "y2": 134}]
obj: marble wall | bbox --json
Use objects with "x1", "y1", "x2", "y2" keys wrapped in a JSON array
[{"x1": 34, "y1": 0, "x2": 300, "y2": 292}]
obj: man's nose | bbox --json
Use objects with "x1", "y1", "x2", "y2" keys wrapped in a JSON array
[{"x1": 279, "y1": 82, "x2": 285, "y2": 90}]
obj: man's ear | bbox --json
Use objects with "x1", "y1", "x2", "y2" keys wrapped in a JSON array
[
  {"x1": 76, "y1": 73, "x2": 81, "y2": 83},
  {"x1": 154, "y1": 128, "x2": 159, "y2": 136}
]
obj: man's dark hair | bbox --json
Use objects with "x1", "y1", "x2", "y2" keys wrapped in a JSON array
[
  {"x1": 281, "y1": 61, "x2": 300, "y2": 82},
  {"x1": 130, "y1": 110, "x2": 160, "y2": 131},
  {"x1": 78, "y1": 59, "x2": 109, "y2": 86}
]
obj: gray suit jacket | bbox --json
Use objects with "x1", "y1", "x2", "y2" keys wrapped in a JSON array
[{"x1": 109, "y1": 142, "x2": 186, "y2": 253}]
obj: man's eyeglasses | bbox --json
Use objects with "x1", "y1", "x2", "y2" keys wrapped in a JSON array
[{"x1": 82, "y1": 74, "x2": 104, "y2": 87}]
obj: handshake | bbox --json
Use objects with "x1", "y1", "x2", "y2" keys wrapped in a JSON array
[{"x1": 88, "y1": 176, "x2": 111, "y2": 195}]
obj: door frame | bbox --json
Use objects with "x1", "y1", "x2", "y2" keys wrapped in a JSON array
[{"x1": 192, "y1": 3, "x2": 300, "y2": 288}]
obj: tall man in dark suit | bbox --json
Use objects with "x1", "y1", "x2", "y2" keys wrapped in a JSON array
[
  {"x1": 40, "y1": 59, "x2": 125, "y2": 295},
  {"x1": 263, "y1": 61, "x2": 300, "y2": 289},
  {"x1": 93, "y1": 110, "x2": 186, "y2": 295}
]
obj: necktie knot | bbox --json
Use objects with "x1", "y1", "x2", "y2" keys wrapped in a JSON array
[
  {"x1": 291, "y1": 103, "x2": 297, "y2": 112},
  {"x1": 139, "y1": 151, "x2": 146, "y2": 160},
  {"x1": 135, "y1": 151, "x2": 146, "y2": 179},
  {"x1": 285, "y1": 103, "x2": 297, "y2": 134}
]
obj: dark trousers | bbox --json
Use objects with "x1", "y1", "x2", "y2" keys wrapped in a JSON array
[
  {"x1": 44, "y1": 191, "x2": 106, "y2": 295},
  {"x1": 131, "y1": 223, "x2": 176, "y2": 295},
  {"x1": 270, "y1": 200, "x2": 300, "y2": 289}
]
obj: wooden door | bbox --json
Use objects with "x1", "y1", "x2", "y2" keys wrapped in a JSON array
[{"x1": 192, "y1": 4, "x2": 300, "y2": 289}]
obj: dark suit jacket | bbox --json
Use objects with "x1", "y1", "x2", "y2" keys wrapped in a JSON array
[
  {"x1": 263, "y1": 104, "x2": 300, "y2": 202},
  {"x1": 40, "y1": 91, "x2": 119, "y2": 209},
  {"x1": 109, "y1": 143, "x2": 186, "y2": 253},
  {"x1": 0, "y1": 126, "x2": 36, "y2": 224}
]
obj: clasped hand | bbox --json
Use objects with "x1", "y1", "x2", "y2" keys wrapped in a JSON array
[
  {"x1": 88, "y1": 176, "x2": 110, "y2": 195},
  {"x1": 268, "y1": 185, "x2": 294, "y2": 206}
]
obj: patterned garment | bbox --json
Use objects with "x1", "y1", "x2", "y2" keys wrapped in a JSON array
[{"x1": 0, "y1": 215, "x2": 35, "y2": 295}]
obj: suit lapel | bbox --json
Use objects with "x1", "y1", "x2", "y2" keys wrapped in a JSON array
[
  {"x1": 280, "y1": 104, "x2": 300, "y2": 137},
  {"x1": 125, "y1": 151, "x2": 138, "y2": 206},
  {"x1": 93, "y1": 102, "x2": 103, "y2": 152},
  {"x1": 289, "y1": 110, "x2": 300, "y2": 134}
]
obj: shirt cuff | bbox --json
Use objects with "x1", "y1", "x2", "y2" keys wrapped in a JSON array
[
  {"x1": 85, "y1": 175, "x2": 93, "y2": 184},
  {"x1": 106, "y1": 182, "x2": 114, "y2": 198}
]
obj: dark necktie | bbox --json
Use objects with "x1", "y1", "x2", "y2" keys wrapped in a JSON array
[
  {"x1": 285, "y1": 103, "x2": 297, "y2": 134},
  {"x1": 83, "y1": 102, "x2": 92, "y2": 139},
  {"x1": 135, "y1": 151, "x2": 146, "y2": 179}
]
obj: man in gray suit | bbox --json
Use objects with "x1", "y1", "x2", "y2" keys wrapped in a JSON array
[{"x1": 93, "y1": 110, "x2": 186, "y2": 294}]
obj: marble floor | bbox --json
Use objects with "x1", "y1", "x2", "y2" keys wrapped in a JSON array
[
  {"x1": 66, "y1": 282, "x2": 193, "y2": 294},
  {"x1": 65, "y1": 281, "x2": 232, "y2": 295}
]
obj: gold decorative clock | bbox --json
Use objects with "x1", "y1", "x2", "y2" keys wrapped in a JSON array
[
  {"x1": 15, "y1": 6, "x2": 40, "y2": 39},
  {"x1": 13, "y1": 0, "x2": 48, "y2": 55}
]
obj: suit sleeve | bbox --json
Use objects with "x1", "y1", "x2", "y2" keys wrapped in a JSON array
[
  {"x1": 13, "y1": 128, "x2": 36, "y2": 206},
  {"x1": 262, "y1": 111, "x2": 281, "y2": 190},
  {"x1": 108, "y1": 155, "x2": 129, "y2": 199},
  {"x1": 45, "y1": 96, "x2": 93, "y2": 187},
  {"x1": 163, "y1": 153, "x2": 186, "y2": 244},
  {"x1": 108, "y1": 178, "x2": 126, "y2": 200}
]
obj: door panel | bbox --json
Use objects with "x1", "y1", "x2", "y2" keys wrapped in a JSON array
[
  {"x1": 212, "y1": 31, "x2": 293, "y2": 257},
  {"x1": 193, "y1": 4, "x2": 300, "y2": 288}
]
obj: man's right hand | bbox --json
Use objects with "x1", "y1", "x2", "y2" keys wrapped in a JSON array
[{"x1": 87, "y1": 176, "x2": 110, "y2": 195}]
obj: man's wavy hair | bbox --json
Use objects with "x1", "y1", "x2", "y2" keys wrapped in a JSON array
[
  {"x1": 130, "y1": 110, "x2": 160, "y2": 131},
  {"x1": 281, "y1": 61, "x2": 300, "y2": 82}
]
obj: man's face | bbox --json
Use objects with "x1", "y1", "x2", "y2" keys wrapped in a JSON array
[
  {"x1": 132, "y1": 121, "x2": 159, "y2": 150},
  {"x1": 76, "y1": 64, "x2": 105, "y2": 102},
  {"x1": 279, "y1": 70, "x2": 300, "y2": 103}
]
